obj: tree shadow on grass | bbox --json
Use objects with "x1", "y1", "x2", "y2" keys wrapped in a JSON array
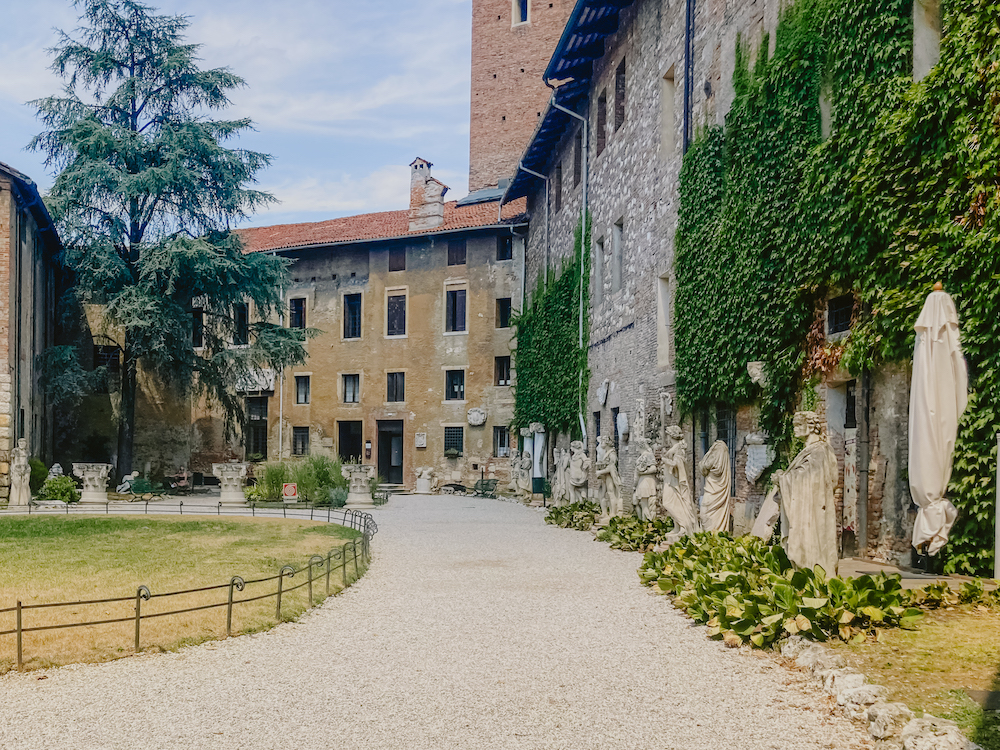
[{"x1": 971, "y1": 663, "x2": 1000, "y2": 750}]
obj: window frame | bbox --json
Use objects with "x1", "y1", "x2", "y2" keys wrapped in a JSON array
[
  {"x1": 388, "y1": 245, "x2": 406, "y2": 272},
  {"x1": 493, "y1": 425, "x2": 511, "y2": 458},
  {"x1": 444, "y1": 426, "x2": 464, "y2": 456},
  {"x1": 495, "y1": 298, "x2": 512, "y2": 329},
  {"x1": 614, "y1": 57, "x2": 627, "y2": 131},
  {"x1": 295, "y1": 375, "x2": 311, "y2": 405},
  {"x1": 292, "y1": 426, "x2": 310, "y2": 456},
  {"x1": 445, "y1": 287, "x2": 468, "y2": 334},
  {"x1": 387, "y1": 371, "x2": 405, "y2": 403},
  {"x1": 495, "y1": 355, "x2": 511, "y2": 386},
  {"x1": 233, "y1": 302, "x2": 250, "y2": 346},
  {"x1": 596, "y1": 89, "x2": 607, "y2": 155},
  {"x1": 343, "y1": 292, "x2": 363, "y2": 340},
  {"x1": 191, "y1": 308, "x2": 204, "y2": 349},
  {"x1": 386, "y1": 289, "x2": 407, "y2": 338},
  {"x1": 512, "y1": 0, "x2": 529, "y2": 26},
  {"x1": 445, "y1": 369, "x2": 466, "y2": 401},
  {"x1": 342, "y1": 373, "x2": 361, "y2": 404},
  {"x1": 288, "y1": 297, "x2": 306, "y2": 330},
  {"x1": 497, "y1": 235, "x2": 513, "y2": 261},
  {"x1": 447, "y1": 238, "x2": 467, "y2": 266}
]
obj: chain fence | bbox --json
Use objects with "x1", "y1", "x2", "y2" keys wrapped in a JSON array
[{"x1": 0, "y1": 503, "x2": 377, "y2": 671}]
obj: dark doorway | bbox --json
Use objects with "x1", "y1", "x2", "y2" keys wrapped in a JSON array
[
  {"x1": 246, "y1": 397, "x2": 268, "y2": 460},
  {"x1": 377, "y1": 420, "x2": 404, "y2": 484},
  {"x1": 338, "y1": 421, "x2": 363, "y2": 463}
]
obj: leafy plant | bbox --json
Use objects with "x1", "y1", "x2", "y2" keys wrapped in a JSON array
[
  {"x1": 36, "y1": 475, "x2": 81, "y2": 504},
  {"x1": 256, "y1": 462, "x2": 289, "y2": 501},
  {"x1": 328, "y1": 486, "x2": 348, "y2": 508},
  {"x1": 639, "y1": 532, "x2": 923, "y2": 649},
  {"x1": 545, "y1": 501, "x2": 601, "y2": 530},
  {"x1": 28, "y1": 459, "x2": 48, "y2": 494},
  {"x1": 131, "y1": 477, "x2": 153, "y2": 494},
  {"x1": 596, "y1": 515, "x2": 675, "y2": 552}
]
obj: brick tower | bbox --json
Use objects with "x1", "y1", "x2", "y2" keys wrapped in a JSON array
[{"x1": 469, "y1": 0, "x2": 572, "y2": 192}]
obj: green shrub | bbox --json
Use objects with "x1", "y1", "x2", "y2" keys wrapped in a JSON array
[
  {"x1": 545, "y1": 501, "x2": 601, "y2": 530},
  {"x1": 37, "y1": 475, "x2": 81, "y2": 504},
  {"x1": 328, "y1": 486, "x2": 348, "y2": 508},
  {"x1": 29, "y1": 458, "x2": 48, "y2": 493},
  {"x1": 595, "y1": 515, "x2": 675, "y2": 552},
  {"x1": 256, "y1": 461, "x2": 288, "y2": 501},
  {"x1": 131, "y1": 477, "x2": 153, "y2": 494},
  {"x1": 639, "y1": 532, "x2": 923, "y2": 649}
]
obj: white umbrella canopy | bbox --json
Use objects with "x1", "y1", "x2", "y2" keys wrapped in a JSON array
[{"x1": 909, "y1": 285, "x2": 969, "y2": 556}]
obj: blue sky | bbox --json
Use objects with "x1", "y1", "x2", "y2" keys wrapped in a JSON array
[{"x1": 0, "y1": 0, "x2": 473, "y2": 228}]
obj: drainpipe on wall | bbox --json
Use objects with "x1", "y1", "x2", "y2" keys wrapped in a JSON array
[
  {"x1": 857, "y1": 366, "x2": 871, "y2": 557},
  {"x1": 683, "y1": 0, "x2": 696, "y2": 153},
  {"x1": 518, "y1": 162, "x2": 549, "y2": 288},
  {"x1": 544, "y1": 81, "x2": 590, "y2": 435}
]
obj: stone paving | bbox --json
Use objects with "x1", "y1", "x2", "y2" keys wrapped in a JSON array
[{"x1": 0, "y1": 495, "x2": 871, "y2": 749}]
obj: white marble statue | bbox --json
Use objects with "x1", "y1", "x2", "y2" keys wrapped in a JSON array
[
  {"x1": 566, "y1": 440, "x2": 590, "y2": 505},
  {"x1": 46, "y1": 463, "x2": 64, "y2": 480},
  {"x1": 516, "y1": 450, "x2": 533, "y2": 504},
  {"x1": 632, "y1": 437, "x2": 659, "y2": 521},
  {"x1": 415, "y1": 466, "x2": 435, "y2": 494},
  {"x1": 659, "y1": 426, "x2": 699, "y2": 542},
  {"x1": 10, "y1": 438, "x2": 31, "y2": 507},
  {"x1": 768, "y1": 411, "x2": 839, "y2": 574},
  {"x1": 73, "y1": 463, "x2": 112, "y2": 504},
  {"x1": 699, "y1": 440, "x2": 732, "y2": 533},
  {"x1": 595, "y1": 435, "x2": 622, "y2": 518},
  {"x1": 550, "y1": 448, "x2": 569, "y2": 507},
  {"x1": 212, "y1": 462, "x2": 248, "y2": 505},
  {"x1": 343, "y1": 463, "x2": 377, "y2": 508}
]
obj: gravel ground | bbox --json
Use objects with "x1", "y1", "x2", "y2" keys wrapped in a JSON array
[{"x1": 0, "y1": 495, "x2": 871, "y2": 750}]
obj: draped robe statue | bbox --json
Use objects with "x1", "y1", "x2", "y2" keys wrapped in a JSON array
[
  {"x1": 516, "y1": 450, "x2": 534, "y2": 503},
  {"x1": 567, "y1": 441, "x2": 590, "y2": 505},
  {"x1": 632, "y1": 438, "x2": 659, "y2": 521},
  {"x1": 771, "y1": 411, "x2": 839, "y2": 574},
  {"x1": 660, "y1": 426, "x2": 699, "y2": 541},
  {"x1": 595, "y1": 435, "x2": 622, "y2": 518},
  {"x1": 699, "y1": 440, "x2": 732, "y2": 532}
]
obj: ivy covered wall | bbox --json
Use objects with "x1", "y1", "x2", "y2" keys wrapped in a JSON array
[
  {"x1": 676, "y1": 0, "x2": 1000, "y2": 573},
  {"x1": 512, "y1": 219, "x2": 591, "y2": 436}
]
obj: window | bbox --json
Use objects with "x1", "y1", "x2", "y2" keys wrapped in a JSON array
[
  {"x1": 388, "y1": 245, "x2": 406, "y2": 272},
  {"x1": 573, "y1": 130, "x2": 583, "y2": 186},
  {"x1": 828, "y1": 293, "x2": 854, "y2": 334},
  {"x1": 246, "y1": 397, "x2": 268, "y2": 460},
  {"x1": 343, "y1": 374, "x2": 360, "y2": 403},
  {"x1": 94, "y1": 344, "x2": 120, "y2": 374},
  {"x1": 497, "y1": 235, "x2": 513, "y2": 261},
  {"x1": 445, "y1": 370, "x2": 465, "y2": 401},
  {"x1": 593, "y1": 411, "x2": 601, "y2": 438},
  {"x1": 661, "y1": 68, "x2": 676, "y2": 158},
  {"x1": 444, "y1": 426, "x2": 464, "y2": 456},
  {"x1": 493, "y1": 426, "x2": 510, "y2": 457},
  {"x1": 192, "y1": 309, "x2": 204, "y2": 348},
  {"x1": 614, "y1": 58, "x2": 626, "y2": 131},
  {"x1": 446, "y1": 289, "x2": 466, "y2": 332},
  {"x1": 289, "y1": 298, "x2": 306, "y2": 329},
  {"x1": 553, "y1": 162, "x2": 562, "y2": 212},
  {"x1": 295, "y1": 375, "x2": 310, "y2": 405},
  {"x1": 387, "y1": 372, "x2": 405, "y2": 402},
  {"x1": 596, "y1": 89, "x2": 607, "y2": 155},
  {"x1": 344, "y1": 293, "x2": 362, "y2": 339},
  {"x1": 513, "y1": 0, "x2": 529, "y2": 24},
  {"x1": 913, "y1": 0, "x2": 941, "y2": 82},
  {"x1": 233, "y1": 303, "x2": 249, "y2": 346},
  {"x1": 495, "y1": 355, "x2": 511, "y2": 386},
  {"x1": 292, "y1": 426, "x2": 310, "y2": 456},
  {"x1": 845, "y1": 380, "x2": 858, "y2": 429},
  {"x1": 496, "y1": 297, "x2": 512, "y2": 328},
  {"x1": 657, "y1": 275, "x2": 671, "y2": 369},
  {"x1": 447, "y1": 239, "x2": 467, "y2": 265},
  {"x1": 387, "y1": 293, "x2": 406, "y2": 336},
  {"x1": 611, "y1": 406, "x2": 620, "y2": 453},
  {"x1": 611, "y1": 219, "x2": 623, "y2": 294}
]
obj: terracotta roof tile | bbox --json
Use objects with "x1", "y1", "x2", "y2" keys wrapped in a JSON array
[{"x1": 240, "y1": 198, "x2": 527, "y2": 254}]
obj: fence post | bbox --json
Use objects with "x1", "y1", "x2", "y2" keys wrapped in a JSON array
[
  {"x1": 134, "y1": 585, "x2": 151, "y2": 652},
  {"x1": 16, "y1": 600, "x2": 22, "y2": 671},
  {"x1": 179, "y1": 501, "x2": 183, "y2": 516},
  {"x1": 353, "y1": 540, "x2": 360, "y2": 580},
  {"x1": 275, "y1": 565, "x2": 295, "y2": 620},
  {"x1": 105, "y1": 502, "x2": 110, "y2": 515},
  {"x1": 325, "y1": 550, "x2": 333, "y2": 595},
  {"x1": 227, "y1": 577, "x2": 245, "y2": 637},
  {"x1": 341, "y1": 548, "x2": 348, "y2": 588},
  {"x1": 218, "y1": 502, "x2": 222, "y2": 516},
  {"x1": 310, "y1": 505, "x2": 314, "y2": 521}
]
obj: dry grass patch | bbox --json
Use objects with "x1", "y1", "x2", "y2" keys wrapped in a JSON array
[
  {"x1": 827, "y1": 605, "x2": 1000, "y2": 748},
  {"x1": 0, "y1": 515, "x2": 362, "y2": 673}
]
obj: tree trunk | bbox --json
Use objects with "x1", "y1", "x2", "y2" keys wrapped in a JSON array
[{"x1": 117, "y1": 339, "x2": 138, "y2": 479}]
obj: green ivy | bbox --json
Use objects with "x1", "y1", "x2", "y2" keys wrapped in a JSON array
[{"x1": 512, "y1": 217, "x2": 591, "y2": 435}]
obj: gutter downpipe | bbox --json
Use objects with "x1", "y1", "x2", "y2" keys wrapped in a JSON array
[
  {"x1": 683, "y1": 0, "x2": 695, "y2": 152},
  {"x1": 545, "y1": 81, "x2": 589, "y2": 439},
  {"x1": 518, "y1": 162, "x2": 549, "y2": 288}
]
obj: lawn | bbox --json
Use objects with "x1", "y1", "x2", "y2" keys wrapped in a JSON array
[
  {"x1": 827, "y1": 605, "x2": 1000, "y2": 749},
  {"x1": 0, "y1": 515, "x2": 362, "y2": 673}
]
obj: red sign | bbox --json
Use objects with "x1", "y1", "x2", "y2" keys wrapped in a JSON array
[{"x1": 282, "y1": 483, "x2": 298, "y2": 500}]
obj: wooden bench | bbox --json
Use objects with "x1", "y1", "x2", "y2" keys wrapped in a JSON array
[{"x1": 472, "y1": 479, "x2": 499, "y2": 498}]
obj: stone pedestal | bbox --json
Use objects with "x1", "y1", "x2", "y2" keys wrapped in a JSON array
[
  {"x1": 212, "y1": 462, "x2": 248, "y2": 505},
  {"x1": 73, "y1": 463, "x2": 111, "y2": 504},
  {"x1": 343, "y1": 464, "x2": 376, "y2": 508},
  {"x1": 415, "y1": 477, "x2": 432, "y2": 494}
]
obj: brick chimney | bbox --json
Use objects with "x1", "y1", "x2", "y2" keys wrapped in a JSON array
[{"x1": 409, "y1": 158, "x2": 449, "y2": 231}]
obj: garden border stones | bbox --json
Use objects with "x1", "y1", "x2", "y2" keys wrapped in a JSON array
[{"x1": 780, "y1": 636, "x2": 981, "y2": 749}]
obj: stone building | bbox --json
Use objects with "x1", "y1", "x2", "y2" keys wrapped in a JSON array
[
  {"x1": 503, "y1": 0, "x2": 942, "y2": 565},
  {"x1": 220, "y1": 160, "x2": 528, "y2": 489},
  {"x1": 0, "y1": 161, "x2": 64, "y2": 498}
]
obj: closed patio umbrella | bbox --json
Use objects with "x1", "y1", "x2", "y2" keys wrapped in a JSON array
[{"x1": 909, "y1": 283, "x2": 968, "y2": 556}]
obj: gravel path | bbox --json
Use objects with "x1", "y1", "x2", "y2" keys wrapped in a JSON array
[{"x1": 0, "y1": 495, "x2": 871, "y2": 749}]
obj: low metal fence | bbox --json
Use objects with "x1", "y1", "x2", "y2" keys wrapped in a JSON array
[{"x1": 0, "y1": 503, "x2": 377, "y2": 671}]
